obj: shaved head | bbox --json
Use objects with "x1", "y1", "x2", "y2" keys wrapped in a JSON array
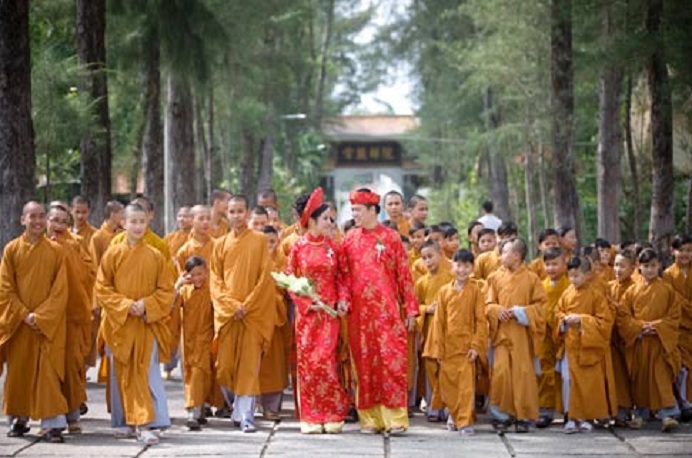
[
  {"x1": 23, "y1": 201, "x2": 44, "y2": 215},
  {"x1": 191, "y1": 205, "x2": 211, "y2": 216}
]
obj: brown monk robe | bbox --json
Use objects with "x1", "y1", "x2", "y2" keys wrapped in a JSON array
[
  {"x1": 95, "y1": 205, "x2": 175, "y2": 430},
  {"x1": 209, "y1": 196, "x2": 276, "y2": 429},
  {"x1": 485, "y1": 239, "x2": 546, "y2": 430},
  {"x1": 70, "y1": 195, "x2": 97, "y2": 252},
  {"x1": 175, "y1": 206, "x2": 214, "y2": 273},
  {"x1": 608, "y1": 274, "x2": 636, "y2": 416},
  {"x1": 554, "y1": 275, "x2": 614, "y2": 423},
  {"x1": 209, "y1": 189, "x2": 231, "y2": 239},
  {"x1": 474, "y1": 249, "x2": 501, "y2": 281},
  {"x1": 46, "y1": 206, "x2": 96, "y2": 430},
  {"x1": 424, "y1": 277, "x2": 487, "y2": 431},
  {"x1": 0, "y1": 202, "x2": 69, "y2": 440},
  {"x1": 165, "y1": 206, "x2": 193, "y2": 267},
  {"x1": 415, "y1": 242, "x2": 454, "y2": 420}
]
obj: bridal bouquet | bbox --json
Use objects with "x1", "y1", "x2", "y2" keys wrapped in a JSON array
[{"x1": 271, "y1": 272, "x2": 338, "y2": 317}]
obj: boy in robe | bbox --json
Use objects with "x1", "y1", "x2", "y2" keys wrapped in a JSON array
[
  {"x1": 477, "y1": 228, "x2": 497, "y2": 255},
  {"x1": 595, "y1": 239, "x2": 615, "y2": 283},
  {"x1": 266, "y1": 207, "x2": 284, "y2": 231},
  {"x1": 175, "y1": 205, "x2": 214, "y2": 272},
  {"x1": 248, "y1": 206, "x2": 269, "y2": 232},
  {"x1": 0, "y1": 202, "x2": 69, "y2": 442},
  {"x1": 536, "y1": 248, "x2": 570, "y2": 428},
  {"x1": 608, "y1": 250, "x2": 637, "y2": 426},
  {"x1": 662, "y1": 235, "x2": 692, "y2": 420},
  {"x1": 475, "y1": 222, "x2": 518, "y2": 280},
  {"x1": 555, "y1": 257, "x2": 613, "y2": 433},
  {"x1": 95, "y1": 203, "x2": 174, "y2": 445},
  {"x1": 558, "y1": 227, "x2": 578, "y2": 260},
  {"x1": 209, "y1": 189, "x2": 231, "y2": 239},
  {"x1": 175, "y1": 256, "x2": 214, "y2": 431},
  {"x1": 425, "y1": 249, "x2": 487, "y2": 435},
  {"x1": 46, "y1": 205, "x2": 96, "y2": 434},
  {"x1": 408, "y1": 222, "x2": 426, "y2": 271},
  {"x1": 618, "y1": 248, "x2": 681, "y2": 432},
  {"x1": 416, "y1": 241, "x2": 455, "y2": 422},
  {"x1": 467, "y1": 221, "x2": 483, "y2": 257},
  {"x1": 486, "y1": 238, "x2": 546, "y2": 433},
  {"x1": 258, "y1": 225, "x2": 289, "y2": 421},
  {"x1": 164, "y1": 206, "x2": 193, "y2": 266},
  {"x1": 209, "y1": 195, "x2": 276, "y2": 432},
  {"x1": 407, "y1": 195, "x2": 429, "y2": 227},
  {"x1": 442, "y1": 226, "x2": 460, "y2": 260},
  {"x1": 384, "y1": 191, "x2": 410, "y2": 237},
  {"x1": 70, "y1": 195, "x2": 97, "y2": 250},
  {"x1": 528, "y1": 229, "x2": 560, "y2": 281}
]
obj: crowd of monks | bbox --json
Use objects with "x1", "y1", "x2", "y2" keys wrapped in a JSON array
[{"x1": 0, "y1": 188, "x2": 690, "y2": 444}]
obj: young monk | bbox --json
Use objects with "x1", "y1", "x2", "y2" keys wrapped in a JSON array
[
  {"x1": 528, "y1": 229, "x2": 560, "y2": 280},
  {"x1": 408, "y1": 195, "x2": 429, "y2": 227},
  {"x1": 425, "y1": 249, "x2": 487, "y2": 435},
  {"x1": 477, "y1": 228, "x2": 497, "y2": 255},
  {"x1": 266, "y1": 207, "x2": 284, "y2": 231},
  {"x1": 70, "y1": 195, "x2": 97, "y2": 250},
  {"x1": 164, "y1": 206, "x2": 193, "y2": 265},
  {"x1": 442, "y1": 226, "x2": 460, "y2": 260},
  {"x1": 209, "y1": 189, "x2": 231, "y2": 239},
  {"x1": 475, "y1": 222, "x2": 518, "y2": 280},
  {"x1": 175, "y1": 256, "x2": 214, "y2": 431},
  {"x1": 95, "y1": 203, "x2": 174, "y2": 445},
  {"x1": 89, "y1": 200, "x2": 124, "y2": 266},
  {"x1": 595, "y1": 239, "x2": 615, "y2": 282},
  {"x1": 485, "y1": 238, "x2": 547, "y2": 433},
  {"x1": 558, "y1": 226, "x2": 578, "y2": 260},
  {"x1": 618, "y1": 248, "x2": 681, "y2": 432},
  {"x1": 0, "y1": 202, "x2": 69, "y2": 442},
  {"x1": 257, "y1": 188, "x2": 279, "y2": 209},
  {"x1": 536, "y1": 248, "x2": 570, "y2": 428},
  {"x1": 608, "y1": 250, "x2": 637, "y2": 426},
  {"x1": 384, "y1": 191, "x2": 410, "y2": 237},
  {"x1": 46, "y1": 205, "x2": 96, "y2": 434},
  {"x1": 554, "y1": 257, "x2": 613, "y2": 433},
  {"x1": 416, "y1": 241, "x2": 455, "y2": 422},
  {"x1": 248, "y1": 206, "x2": 269, "y2": 231},
  {"x1": 662, "y1": 235, "x2": 692, "y2": 420},
  {"x1": 467, "y1": 221, "x2": 483, "y2": 257},
  {"x1": 408, "y1": 222, "x2": 426, "y2": 268},
  {"x1": 175, "y1": 205, "x2": 213, "y2": 272},
  {"x1": 209, "y1": 195, "x2": 276, "y2": 432}
]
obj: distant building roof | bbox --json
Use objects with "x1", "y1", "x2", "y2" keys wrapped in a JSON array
[{"x1": 322, "y1": 115, "x2": 418, "y2": 141}]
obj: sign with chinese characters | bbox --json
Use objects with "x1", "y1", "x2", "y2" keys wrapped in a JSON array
[{"x1": 335, "y1": 141, "x2": 402, "y2": 166}]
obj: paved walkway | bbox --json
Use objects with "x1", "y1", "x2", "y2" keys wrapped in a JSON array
[{"x1": 0, "y1": 367, "x2": 690, "y2": 457}]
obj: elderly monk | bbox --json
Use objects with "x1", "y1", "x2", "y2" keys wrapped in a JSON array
[
  {"x1": 95, "y1": 203, "x2": 174, "y2": 445},
  {"x1": 0, "y1": 201, "x2": 69, "y2": 443},
  {"x1": 209, "y1": 195, "x2": 276, "y2": 433},
  {"x1": 46, "y1": 204, "x2": 96, "y2": 434}
]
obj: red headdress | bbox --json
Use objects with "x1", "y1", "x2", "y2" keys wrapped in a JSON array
[
  {"x1": 300, "y1": 187, "x2": 325, "y2": 228},
  {"x1": 349, "y1": 189, "x2": 381, "y2": 206}
]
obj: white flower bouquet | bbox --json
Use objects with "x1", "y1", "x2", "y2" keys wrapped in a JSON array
[{"x1": 271, "y1": 272, "x2": 338, "y2": 317}]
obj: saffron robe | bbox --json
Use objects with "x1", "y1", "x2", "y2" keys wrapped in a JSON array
[
  {"x1": 486, "y1": 265, "x2": 546, "y2": 420},
  {"x1": 72, "y1": 223, "x2": 97, "y2": 252},
  {"x1": 286, "y1": 233, "x2": 349, "y2": 423},
  {"x1": 618, "y1": 278, "x2": 681, "y2": 411},
  {"x1": 424, "y1": 280, "x2": 487, "y2": 428},
  {"x1": 209, "y1": 228, "x2": 276, "y2": 396},
  {"x1": 554, "y1": 284, "x2": 614, "y2": 419},
  {"x1": 475, "y1": 250, "x2": 501, "y2": 281},
  {"x1": 663, "y1": 263, "x2": 692, "y2": 396},
  {"x1": 95, "y1": 240, "x2": 174, "y2": 425},
  {"x1": 341, "y1": 225, "x2": 419, "y2": 424},
  {"x1": 528, "y1": 257, "x2": 547, "y2": 281},
  {"x1": 164, "y1": 229, "x2": 191, "y2": 267},
  {"x1": 607, "y1": 277, "x2": 636, "y2": 409},
  {"x1": 0, "y1": 234, "x2": 68, "y2": 420},
  {"x1": 175, "y1": 232, "x2": 214, "y2": 273},
  {"x1": 89, "y1": 221, "x2": 122, "y2": 266},
  {"x1": 209, "y1": 217, "x2": 229, "y2": 239}
]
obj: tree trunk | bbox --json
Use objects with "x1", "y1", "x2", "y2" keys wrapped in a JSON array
[
  {"x1": 483, "y1": 88, "x2": 512, "y2": 222},
  {"x1": 687, "y1": 176, "x2": 692, "y2": 235},
  {"x1": 313, "y1": 0, "x2": 335, "y2": 127},
  {"x1": 596, "y1": 1, "x2": 623, "y2": 243},
  {"x1": 240, "y1": 128, "x2": 256, "y2": 200},
  {"x1": 76, "y1": 0, "x2": 111, "y2": 224},
  {"x1": 142, "y1": 29, "x2": 164, "y2": 235},
  {"x1": 624, "y1": 74, "x2": 641, "y2": 241},
  {"x1": 550, "y1": 0, "x2": 581, "y2": 236},
  {"x1": 257, "y1": 116, "x2": 275, "y2": 196},
  {"x1": 538, "y1": 143, "x2": 551, "y2": 228},
  {"x1": 646, "y1": 0, "x2": 675, "y2": 256},
  {"x1": 208, "y1": 87, "x2": 217, "y2": 202},
  {"x1": 166, "y1": 73, "x2": 196, "y2": 230},
  {"x1": 524, "y1": 140, "x2": 537, "y2": 253},
  {"x1": 0, "y1": 0, "x2": 35, "y2": 253},
  {"x1": 195, "y1": 97, "x2": 211, "y2": 204}
]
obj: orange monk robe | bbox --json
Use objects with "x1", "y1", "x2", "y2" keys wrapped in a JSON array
[
  {"x1": 607, "y1": 277, "x2": 636, "y2": 409},
  {"x1": 663, "y1": 263, "x2": 692, "y2": 396},
  {"x1": 209, "y1": 229, "x2": 277, "y2": 395},
  {"x1": 475, "y1": 250, "x2": 501, "y2": 281},
  {"x1": 395, "y1": 218, "x2": 410, "y2": 238},
  {"x1": 423, "y1": 280, "x2": 488, "y2": 428},
  {"x1": 177, "y1": 280, "x2": 215, "y2": 409},
  {"x1": 415, "y1": 268, "x2": 454, "y2": 410},
  {"x1": 209, "y1": 217, "x2": 230, "y2": 239},
  {"x1": 554, "y1": 284, "x2": 615, "y2": 420},
  {"x1": 259, "y1": 250, "x2": 289, "y2": 396},
  {"x1": 165, "y1": 228, "x2": 191, "y2": 267},
  {"x1": 279, "y1": 230, "x2": 301, "y2": 261},
  {"x1": 538, "y1": 274, "x2": 570, "y2": 413},
  {"x1": 528, "y1": 257, "x2": 547, "y2": 281},
  {"x1": 599, "y1": 265, "x2": 615, "y2": 283},
  {"x1": 175, "y1": 232, "x2": 214, "y2": 273},
  {"x1": 0, "y1": 234, "x2": 68, "y2": 420},
  {"x1": 618, "y1": 278, "x2": 681, "y2": 411},
  {"x1": 90, "y1": 221, "x2": 123, "y2": 266},
  {"x1": 486, "y1": 265, "x2": 547, "y2": 420},
  {"x1": 73, "y1": 222, "x2": 97, "y2": 252},
  {"x1": 54, "y1": 232, "x2": 96, "y2": 413},
  {"x1": 279, "y1": 221, "x2": 300, "y2": 241},
  {"x1": 95, "y1": 240, "x2": 174, "y2": 425}
]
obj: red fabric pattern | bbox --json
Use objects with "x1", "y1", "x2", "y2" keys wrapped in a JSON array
[
  {"x1": 286, "y1": 233, "x2": 349, "y2": 423},
  {"x1": 341, "y1": 224, "x2": 419, "y2": 411}
]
